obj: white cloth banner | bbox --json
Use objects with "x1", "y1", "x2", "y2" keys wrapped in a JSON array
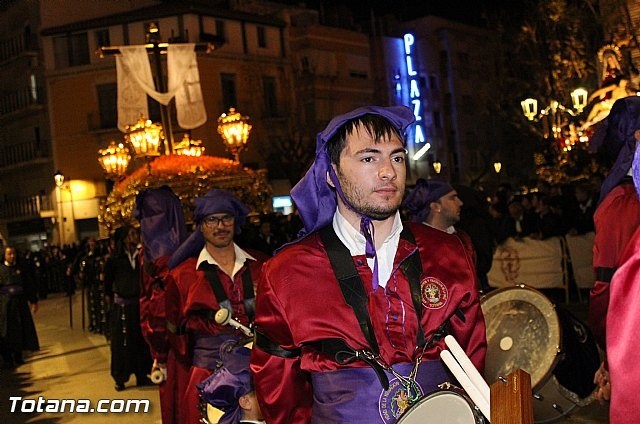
[
  {"x1": 116, "y1": 46, "x2": 153, "y2": 131},
  {"x1": 565, "y1": 232, "x2": 595, "y2": 289},
  {"x1": 488, "y1": 236, "x2": 565, "y2": 289},
  {"x1": 116, "y1": 44, "x2": 207, "y2": 132},
  {"x1": 168, "y1": 44, "x2": 207, "y2": 129}
]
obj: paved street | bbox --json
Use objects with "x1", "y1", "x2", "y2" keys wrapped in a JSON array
[
  {"x1": 0, "y1": 291, "x2": 609, "y2": 423},
  {"x1": 0, "y1": 293, "x2": 161, "y2": 423}
]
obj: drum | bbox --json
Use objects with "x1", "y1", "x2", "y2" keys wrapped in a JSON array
[
  {"x1": 200, "y1": 403, "x2": 224, "y2": 424},
  {"x1": 481, "y1": 285, "x2": 599, "y2": 423},
  {"x1": 397, "y1": 388, "x2": 484, "y2": 424}
]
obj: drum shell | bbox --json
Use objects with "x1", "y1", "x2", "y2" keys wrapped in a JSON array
[
  {"x1": 480, "y1": 285, "x2": 599, "y2": 423},
  {"x1": 397, "y1": 388, "x2": 484, "y2": 424}
]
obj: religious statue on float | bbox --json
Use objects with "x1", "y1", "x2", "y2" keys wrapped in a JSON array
[{"x1": 583, "y1": 43, "x2": 636, "y2": 128}]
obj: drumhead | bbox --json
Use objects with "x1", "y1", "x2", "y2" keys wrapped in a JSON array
[
  {"x1": 206, "y1": 404, "x2": 224, "y2": 424},
  {"x1": 397, "y1": 390, "x2": 479, "y2": 424},
  {"x1": 480, "y1": 285, "x2": 560, "y2": 388}
]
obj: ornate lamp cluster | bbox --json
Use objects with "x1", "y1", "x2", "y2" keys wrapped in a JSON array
[
  {"x1": 174, "y1": 133, "x2": 205, "y2": 157},
  {"x1": 217, "y1": 108, "x2": 252, "y2": 164},
  {"x1": 98, "y1": 108, "x2": 252, "y2": 178},
  {"x1": 98, "y1": 141, "x2": 131, "y2": 177},
  {"x1": 521, "y1": 88, "x2": 589, "y2": 152}
]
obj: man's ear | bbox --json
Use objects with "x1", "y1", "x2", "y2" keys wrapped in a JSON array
[
  {"x1": 429, "y1": 201, "x2": 440, "y2": 213},
  {"x1": 238, "y1": 394, "x2": 251, "y2": 410}
]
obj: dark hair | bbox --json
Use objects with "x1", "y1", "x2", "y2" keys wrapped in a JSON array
[{"x1": 326, "y1": 114, "x2": 402, "y2": 167}]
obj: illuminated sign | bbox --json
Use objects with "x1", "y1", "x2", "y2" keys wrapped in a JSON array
[{"x1": 403, "y1": 33, "x2": 427, "y2": 147}]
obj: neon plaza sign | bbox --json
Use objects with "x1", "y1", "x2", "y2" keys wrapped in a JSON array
[{"x1": 402, "y1": 33, "x2": 430, "y2": 159}]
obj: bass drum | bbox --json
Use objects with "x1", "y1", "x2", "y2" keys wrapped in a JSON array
[
  {"x1": 481, "y1": 285, "x2": 599, "y2": 423},
  {"x1": 397, "y1": 388, "x2": 484, "y2": 424}
]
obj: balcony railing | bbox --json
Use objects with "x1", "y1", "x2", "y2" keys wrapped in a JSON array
[
  {"x1": 0, "y1": 194, "x2": 51, "y2": 221},
  {"x1": 0, "y1": 140, "x2": 50, "y2": 169},
  {"x1": 0, "y1": 87, "x2": 45, "y2": 117},
  {"x1": 0, "y1": 33, "x2": 39, "y2": 63}
]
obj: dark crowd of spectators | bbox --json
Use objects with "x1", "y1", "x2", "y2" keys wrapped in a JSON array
[
  {"x1": 1, "y1": 177, "x2": 598, "y2": 304},
  {"x1": 488, "y1": 179, "x2": 598, "y2": 244}
]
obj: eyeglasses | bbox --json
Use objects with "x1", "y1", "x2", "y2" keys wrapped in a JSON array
[{"x1": 202, "y1": 214, "x2": 235, "y2": 227}]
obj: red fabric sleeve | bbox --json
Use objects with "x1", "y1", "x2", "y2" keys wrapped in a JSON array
[
  {"x1": 607, "y1": 227, "x2": 640, "y2": 424},
  {"x1": 590, "y1": 184, "x2": 640, "y2": 348},
  {"x1": 251, "y1": 260, "x2": 313, "y2": 424}
]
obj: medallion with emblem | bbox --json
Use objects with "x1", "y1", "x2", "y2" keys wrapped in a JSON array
[{"x1": 420, "y1": 277, "x2": 448, "y2": 309}]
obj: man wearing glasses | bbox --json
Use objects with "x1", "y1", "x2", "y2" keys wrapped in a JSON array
[{"x1": 166, "y1": 189, "x2": 267, "y2": 424}]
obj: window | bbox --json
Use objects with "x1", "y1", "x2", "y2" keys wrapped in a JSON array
[
  {"x1": 97, "y1": 83, "x2": 117, "y2": 129},
  {"x1": 216, "y1": 20, "x2": 226, "y2": 39},
  {"x1": 257, "y1": 26, "x2": 267, "y2": 48},
  {"x1": 220, "y1": 73, "x2": 237, "y2": 111},
  {"x1": 148, "y1": 96, "x2": 161, "y2": 123},
  {"x1": 262, "y1": 76, "x2": 278, "y2": 117},
  {"x1": 348, "y1": 70, "x2": 368, "y2": 79},
  {"x1": 95, "y1": 29, "x2": 110, "y2": 48},
  {"x1": 53, "y1": 33, "x2": 90, "y2": 68}
]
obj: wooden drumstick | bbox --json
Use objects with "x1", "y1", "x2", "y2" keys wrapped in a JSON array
[
  {"x1": 445, "y1": 334, "x2": 491, "y2": 404},
  {"x1": 441, "y1": 350, "x2": 491, "y2": 422}
]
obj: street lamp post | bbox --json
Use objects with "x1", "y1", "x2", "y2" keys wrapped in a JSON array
[
  {"x1": 217, "y1": 108, "x2": 252, "y2": 164},
  {"x1": 54, "y1": 170, "x2": 73, "y2": 329},
  {"x1": 521, "y1": 88, "x2": 589, "y2": 150}
]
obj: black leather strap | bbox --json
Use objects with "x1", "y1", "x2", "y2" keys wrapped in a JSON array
[
  {"x1": 198, "y1": 262, "x2": 229, "y2": 306},
  {"x1": 595, "y1": 267, "x2": 616, "y2": 283},
  {"x1": 254, "y1": 329, "x2": 301, "y2": 359},
  {"x1": 311, "y1": 338, "x2": 390, "y2": 389},
  {"x1": 198, "y1": 261, "x2": 255, "y2": 320},
  {"x1": 319, "y1": 225, "x2": 381, "y2": 355},
  {"x1": 241, "y1": 267, "x2": 255, "y2": 320},
  {"x1": 399, "y1": 226, "x2": 426, "y2": 347}
]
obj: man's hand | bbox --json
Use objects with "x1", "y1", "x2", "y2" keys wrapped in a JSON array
[
  {"x1": 30, "y1": 303, "x2": 39, "y2": 314},
  {"x1": 593, "y1": 361, "x2": 611, "y2": 403}
]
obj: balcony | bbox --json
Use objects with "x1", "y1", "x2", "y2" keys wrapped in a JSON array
[
  {"x1": 0, "y1": 33, "x2": 39, "y2": 64},
  {"x1": 0, "y1": 87, "x2": 45, "y2": 118},
  {"x1": 0, "y1": 194, "x2": 52, "y2": 222},
  {"x1": 0, "y1": 140, "x2": 50, "y2": 171}
]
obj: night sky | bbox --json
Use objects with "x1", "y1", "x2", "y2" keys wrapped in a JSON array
[{"x1": 287, "y1": 0, "x2": 515, "y2": 27}]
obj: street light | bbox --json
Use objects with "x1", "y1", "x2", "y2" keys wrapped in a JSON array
[
  {"x1": 98, "y1": 140, "x2": 131, "y2": 177},
  {"x1": 432, "y1": 160, "x2": 442, "y2": 174},
  {"x1": 217, "y1": 108, "x2": 252, "y2": 164},
  {"x1": 521, "y1": 88, "x2": 588, "y2": 121},
  {"x1": 54, "y1": 169, "x2": 64, "y2": 188},
  {"x1": 521, "y1": 88, "x2": 589, "y2": 150},
  {"x1": 493, "y1": 161, "x2": 502, "y2": 185},
  {"x1": 53, "y1": 169, "x2": 74, "y2": 328}
]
